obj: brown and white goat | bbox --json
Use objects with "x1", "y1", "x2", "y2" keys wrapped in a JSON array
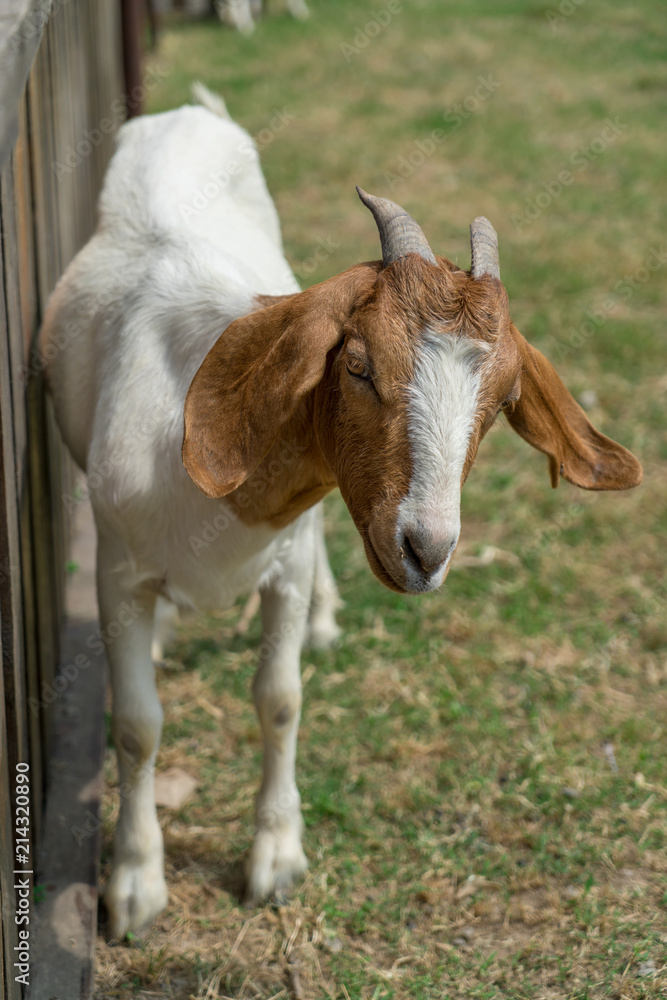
[{"x1": 40, "y1": 96, "x2": 641, "y2": 939}]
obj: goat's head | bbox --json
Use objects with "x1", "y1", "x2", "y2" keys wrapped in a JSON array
[{"x1": 183, "y1": 191, "x2": 642, "y2": 594}]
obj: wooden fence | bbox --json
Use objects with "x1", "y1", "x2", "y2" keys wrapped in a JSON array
[{"x1": 0, "y1": 0, "x2": 127, "y2": 995}]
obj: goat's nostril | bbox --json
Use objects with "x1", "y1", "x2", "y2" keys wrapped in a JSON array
[
  {"x1": 402, "y1": 531, "x2": 456, "y2": 576},
  {"x1": 402, "y1": 534, "x2": 421, "y2": 569}
]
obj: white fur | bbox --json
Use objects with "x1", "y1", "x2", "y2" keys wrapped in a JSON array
[
  {"x1": 216, "y1": 0, "x2": 309, "y2": 35},
  {"x1": 41, "y1": 103, "x2": 339, "y2": 937},
  {"x1": 397, "y1": 331, "x2": 489, "y2": 589}
]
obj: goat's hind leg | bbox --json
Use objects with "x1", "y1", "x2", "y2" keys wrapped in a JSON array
[
  {"x1": 287, "y1": 0, "x2": 309, "y2": 20},
  {"x1": 151, "y1": 595, "x2": 178, "y2": 664},
  {"x1": 245, "y1": 519, "x2": 316, "y2": 905},
  {"x1": 215, "y1": 0, "x2": 255, "y2": 33},
  {"x1": 305, "y1": 502, "x2": 341, "y2": 649},
  {"x1": 98, "y1": 536, "x2": 168, "y2": 938}
]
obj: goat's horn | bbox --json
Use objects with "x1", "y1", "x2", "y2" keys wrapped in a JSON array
[
  {"x1": 470, "y1": 216, "x2": 500, "y2": 280},
  {"x1": 356, "y1": 187, "x2": 437, "y2": 267}
]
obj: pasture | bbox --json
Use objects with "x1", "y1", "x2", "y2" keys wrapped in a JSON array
[{"x1": 95, "y1": 1, "x2": 666, "y2": 997}]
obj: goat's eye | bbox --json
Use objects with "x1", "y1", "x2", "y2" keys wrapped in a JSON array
[
  {"x1": 346, "y1": 357, "x2": 372, "y2": 381},
  {"x1": 500, "y1": 396, "x2": 516, "y2": 410}
]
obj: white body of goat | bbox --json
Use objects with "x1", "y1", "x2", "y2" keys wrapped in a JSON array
[
  {"x1": 41, "y1": 94, "x2": 641, "y2": 940},
  {"x1": 42, "y1": 103, "x2": 339, "y2": 937}
]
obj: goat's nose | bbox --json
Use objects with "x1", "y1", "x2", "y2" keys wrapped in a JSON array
[{"x1": 402, "y1": 526, "x2": 458, "y2": 576}]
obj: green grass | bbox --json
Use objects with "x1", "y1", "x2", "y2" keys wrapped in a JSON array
[{"x1": 96, "y1": 1, "x2": 666, "y2": 998}]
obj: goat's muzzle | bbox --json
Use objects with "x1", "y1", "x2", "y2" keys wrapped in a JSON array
[{"x1": 365, "y1": 509, "x2": 459, "y2": 594}]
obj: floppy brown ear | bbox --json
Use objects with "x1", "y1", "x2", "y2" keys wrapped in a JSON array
[
  {"x1": 505, "y1": 324, "x2": 642, "y2": 490},
  {"x1": 183, "y1": 266, "x2": 378, "y2": 497}
]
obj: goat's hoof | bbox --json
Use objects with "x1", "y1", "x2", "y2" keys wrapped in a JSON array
[
  {"x1": 244, "y1": 828, "x2": 307, "y2": 907},
  {"x1": 104, "y1": 860, "x2": 168, "y2": 940}
]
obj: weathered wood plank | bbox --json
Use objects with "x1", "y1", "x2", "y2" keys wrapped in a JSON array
[
  {"x1": 0, "y1": 162, "x2": 30, "y2": 790},
  {"x1": 10, "y1": 107, "x2": 46, "y2": 842},
  {"x1": 14, "y1": 96, "x2": 36, "y2": 352},
  {"x1": 121, "y1": 0, "x2": 144, "y2": 118},
  {"x1": 26, "y1": 31, "x2": 59, "y2": 307},
  {"x1": 0, "y1": 189, "x2": 25, "y2": 1000},
  {"x1": 26, "y1": 36, "x2": 69, "y2": 669},
  {"x1": 50, "y1": 0, "x2": 79, "y2": 272},
  {"x1": 2, "y1": 147, "x2": 44, "y2": 848},
  {"x1": 27, "y1": 378, "x2": 62, "y2": 780}
]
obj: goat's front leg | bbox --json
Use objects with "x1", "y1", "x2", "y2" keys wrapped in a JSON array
[
  {"x1": 97, "y1": 536, "x2": 168, "y2": 939},
  {"x1": 245, "y1": 532, "x2": 316, "y2": 905}
]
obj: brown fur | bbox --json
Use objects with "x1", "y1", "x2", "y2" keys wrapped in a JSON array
[
  {"x1": 505, "y1": 324, "x2": 642, "y2": 489},
  {"x1": 183, "y1": 251, "x2": 642, "y2": 593}
]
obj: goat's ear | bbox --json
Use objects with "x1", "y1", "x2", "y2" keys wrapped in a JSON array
[
  {"x1": 183, "y1": 267, "x2": 376, "y2": 497},
  {"x1": 505, "y1": 324, "x2": 642, "y2": 490}
]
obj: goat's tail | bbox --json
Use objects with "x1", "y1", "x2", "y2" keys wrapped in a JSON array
[{"x1": 191, "y1": 81, "x2": 231, "y2": 120}]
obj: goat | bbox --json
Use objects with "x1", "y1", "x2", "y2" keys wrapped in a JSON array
[
  {"x1": 216, "y1": 0, "x2": 309, "y2": 34},
  {"x1": 40, "y1": 92, "x2": 642, "y2": 939}
]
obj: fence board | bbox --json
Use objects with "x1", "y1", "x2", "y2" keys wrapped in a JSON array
[
  {"x1": 0, "y1": 200, "x2": 26, "y2": 1000},
  {"x1": 26, "y1": 34, "x2": 59, "y2": 305},
  {"x1": 0, "y1": 1, "x2": 128, "y2": 994},
  {"x1": 14, "y1": 97, "x2": 35, "y2": 348},
  {"x1": 5, "y1": 127, "x2": 47, "y2": 823},
  {"x1": 26, "y1": 40, "x2": 70, "y2": 678},
  {"x1": 0, "y1": 162, "x2": 30, "y2": 796},
  {"x1": 17, "y1": 102, "x2": 50, "y2": 831}
]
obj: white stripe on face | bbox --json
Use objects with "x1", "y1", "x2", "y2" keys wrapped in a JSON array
[{"x1": 396, "y1": 331, "x2": 489, "y2": 584}]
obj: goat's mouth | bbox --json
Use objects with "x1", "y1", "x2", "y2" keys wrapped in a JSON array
[
  {"x1": 362, "y1": 532, "x2": 409, "y2": 594},
  {"x1": 363, "y1": 527, "x2": 448, "y2": 596}
]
